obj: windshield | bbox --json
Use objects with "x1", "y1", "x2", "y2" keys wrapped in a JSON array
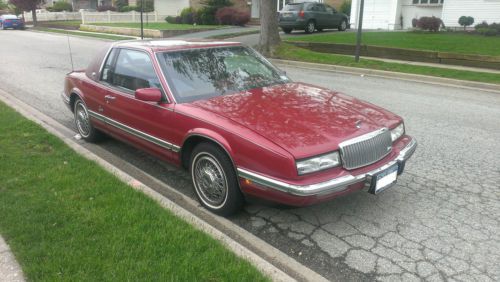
[{"x1": 157, "y1": 46, "x2": 290, "y2": 103}]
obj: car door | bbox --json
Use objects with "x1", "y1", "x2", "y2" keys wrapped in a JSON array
[
  {"x1": 314, "y1": 4, "x2": 329, "y2": 28},
  {"x1": 326, "y1": 5, "x2": 342, "y2": 28},
  {"x1": 99, "y1": 48, "x2": 179, "y2": 162}
]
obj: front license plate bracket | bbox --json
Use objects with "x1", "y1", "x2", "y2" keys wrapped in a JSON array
[{"x1": 368, "y1": 164, "x2": 398, "y2": 194}]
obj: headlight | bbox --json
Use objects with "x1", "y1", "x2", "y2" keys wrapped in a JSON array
[
  {"x1": 390, "y1": 123, "x2": 405, "y2": 142},
  {"x1": 296, "y1": 151, "x2": 340, "y2": 175}
]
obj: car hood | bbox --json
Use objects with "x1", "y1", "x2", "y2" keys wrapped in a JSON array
[{"x1": 190, "y1": 83, "x2": 401, "y2": 159}]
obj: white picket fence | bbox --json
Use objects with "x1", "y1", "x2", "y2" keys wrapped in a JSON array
[
  {"x1": 23, "y1": 11, "x2": 81, "y2": 22},
  {"x1": 22, "y1": 11, "x2": 169, "y2": 24},
  {"x1": 81, "y1": 11, "x2": 169, "y2": 24}
]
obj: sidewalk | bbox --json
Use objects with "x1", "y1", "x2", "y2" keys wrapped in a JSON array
[
  {"x1": 0, "y1": 236, "x2": 24, "y2": 282},
  {"x1": 361, "y1": 56, "x2": 500, "y2": 74}
]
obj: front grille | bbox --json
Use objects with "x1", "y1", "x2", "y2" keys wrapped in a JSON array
[{"x1": 339, "y1": 128, "x2": 392, "y2": 170}]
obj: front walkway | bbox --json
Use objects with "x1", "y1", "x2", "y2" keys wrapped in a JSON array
[{"x1": 0, "y1": 236, "x2": 24, "y2": 282}]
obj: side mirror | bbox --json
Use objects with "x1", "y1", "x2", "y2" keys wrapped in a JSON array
[{"x1": 135, "y1": 88, "x2": 162, "y2": 102}]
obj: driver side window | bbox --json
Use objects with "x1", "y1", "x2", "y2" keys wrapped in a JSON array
[{"x1": 102, "y1": 48, "x2": 161, "y2": 93}]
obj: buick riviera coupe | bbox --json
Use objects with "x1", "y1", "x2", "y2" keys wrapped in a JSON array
[{"x1": 62, "y1": 40, "x2": 417, "y2": 216}]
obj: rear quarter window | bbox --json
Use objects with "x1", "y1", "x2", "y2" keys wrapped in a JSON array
[{"x1": 283, "y1": 4, "x2": 302, "y2": 11}]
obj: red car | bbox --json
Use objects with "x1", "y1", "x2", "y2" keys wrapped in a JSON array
[{"x1": 62, "y1": 40, "x2": 417, "y2": 216}]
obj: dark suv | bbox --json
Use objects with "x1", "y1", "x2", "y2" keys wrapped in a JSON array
[{"x1": 278, "y1": 2, "x2": 349, "y2": 34}]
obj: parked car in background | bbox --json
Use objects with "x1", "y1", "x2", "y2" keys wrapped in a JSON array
[
  {"x1": 0, "y1": 15, "x2": 24, "y2": 30},
  {"x1": 279, "y1": 2, "x2": 349, "y2": 34},
  {"x1": 62, "y1": 40, "x2": 416, "y2": 216}
]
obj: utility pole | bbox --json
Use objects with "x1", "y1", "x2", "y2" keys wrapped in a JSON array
[
  {"x1": 140, "y1": 0, "x2": 144, "y2": 40},
  {"x1": 354, "y1": 0, "x2": 365, "y2": 62}
]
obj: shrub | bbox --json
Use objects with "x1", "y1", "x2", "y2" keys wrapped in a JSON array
[
  {"x1": 119, "y1": 5, "x2": 138, "y2": 12},
  {"x1": 165, "y1": 16, "x2": 177, "y2": 24},
  {"x1": 416, "y1": 16, "x2": 442, "y2": 32},
  {"x1": 115, "y1": 0, "x2": 127, "y2": 11},
  {"x1": 477, "y1": 28, "x2": 498, "y2": 36},
  {"x1": 474, "y1": 22, "x2": 500, "y2": 36},
  {"x1": 339, "y1": 0, "x2": 351, "y2": 16},
  {"x1": 458, "y1": 16, "x2": 474, "y2": 30},
  {"x1": 97, "y1": 5, "x2": 116, "y2": 12},
  {"x1": 474, "y1": 21, "x2": 489, "y2": 30},
  {"x1": 411, "y1": 18, "x2": 418, "y2": 28},
  {"x1": 197, "y1": 0, "x2": 233, "y2": 25},
  {"x1": 137, "y1": 0, "x2": 154, "y2": 13},
  {"x1": 215, "y1": 7, "x2": 249, "y2": 26},
  {"x1": 49, "y1": 1, "x2": 73, "y2": 12},
  {"x1": 490, "y1": 23, "x2": 500, "y2": 32},
  {"x1": 180, "y1": 7, "x2": 196, "y2": 24}
]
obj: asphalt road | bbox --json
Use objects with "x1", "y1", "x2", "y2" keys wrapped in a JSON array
[{"x1": 1, "y1": 30, "x2": 499, "y2": 281}]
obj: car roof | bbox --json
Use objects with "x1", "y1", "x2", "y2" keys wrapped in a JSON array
[
  {"x1": 112, "y1": 39, "x2": 242, "y2": 52},
  {"x1": 1, "y1": 15, "x2": 19, "y2": 19}
]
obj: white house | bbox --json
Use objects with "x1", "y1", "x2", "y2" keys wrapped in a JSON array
[
  {"x1": 154, "y1": 0, "x2": 339, "y2": 18},
  {"x1": 154, "y1": 0, "x2": 189, "y2": 16},
  {"x1": 350, "y1": 0, "x2": 500, "y2": 30}
]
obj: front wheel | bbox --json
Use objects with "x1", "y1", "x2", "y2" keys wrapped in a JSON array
[
  {"x1": 190, "y1": 142, "x2": 244, "y2": 216},
  {"x1": 73, "y1": 98, "x2": 102, "y2": 142},
  {"x1": 338, "y1": 20, "x2": 348, "y2": 31},
  {"x1": 282, "y1": 28, "x2": 292, "y2": 34},
  {"x1": 305, "y1": 20, "x2": 315, "y2": 34}
]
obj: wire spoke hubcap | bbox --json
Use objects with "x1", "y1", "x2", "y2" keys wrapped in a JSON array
[
  {"x1": 76, "y1": 103, "x2": 90, "y2": 137},
  {"x1": 194, "y1": 155, "x2": 227, "y2": 207}
]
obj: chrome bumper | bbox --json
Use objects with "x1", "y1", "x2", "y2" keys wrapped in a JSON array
[
  {"x1": 237, "y1": 138, "x2": 417, "y2": 197},
  {"x1": 61, "y1": 91, "x2": 71, "y2": 109}
]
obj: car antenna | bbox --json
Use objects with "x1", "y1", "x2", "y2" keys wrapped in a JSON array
[{"x1": 66, "y1": 31, "x2": 75, "y2": 72}]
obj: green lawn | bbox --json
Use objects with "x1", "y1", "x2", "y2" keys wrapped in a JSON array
[
  {"x1": 274, "y1": 43, "x2": 500, "y2": 85},
  {"x1": 0, "y1": 101, "x2": 268, "y2": 281},
  {"x1": 90, "y1": 22, "x2": 222, "y2": 30},
  {"x1": 287, "y1": 31, "x2": 500, "y2": 56}
]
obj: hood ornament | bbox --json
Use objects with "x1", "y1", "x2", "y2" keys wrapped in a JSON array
[{"x1": 355, "y1": 120, "x2": 362, "y2": 129}]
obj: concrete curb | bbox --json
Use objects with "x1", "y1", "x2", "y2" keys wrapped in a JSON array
[
  {"x1": 0, "y1": 89, "x2": 328, "y2": 282},
  {"x1": 0, "y1": 236, "x2": 25, "y2": 282},
  {"x1": 270, "y1": 59, "x2": 500, "y2": 94}
]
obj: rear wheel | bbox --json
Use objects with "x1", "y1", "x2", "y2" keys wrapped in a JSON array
[
  {"x1": 282, "y1": 28, "x2": 292, "y2": 34},
  {"x1": 190, "y1": 142, "x2": 244, "y2": 216},
  {"x1": 305, "y1": 20, "x2": 315, "y2": 34},
  {"x1": 338, "y1": 19, "x2": 348, "y2": 31},
  {"x1": 73, "y1": 98, "x2": 102, "y2": 142}
]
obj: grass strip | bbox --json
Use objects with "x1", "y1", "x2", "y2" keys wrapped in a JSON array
[
  {"x1": 0, "y1": 101, "x2": 268, "y2": 282},
  {"x1": 90, "y1": 22, "x2": 221, "y2": 30},
  {"x1": 207, "y1": 30, "x2": 260, "y2": 40},
  {"x1": 35, "y1": 27, "x2": 135, "y2": 40},
  {"x1": 274, "y1": 43, "x2": 500, "y2": 85},
  {"x1": 34, "y1": 27, "x2": 135, "y2": 41},
  {"x1": 287, "y1": 31, "x2": 500, "y2": 57}
]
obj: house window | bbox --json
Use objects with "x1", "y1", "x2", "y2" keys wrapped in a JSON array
[{"x1": 413, "y1": 0, "x2": 443, "y2": 4}]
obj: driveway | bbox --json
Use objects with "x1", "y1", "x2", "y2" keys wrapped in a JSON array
[{"x1": 1, "y1": 30, "x2": 499, "y2": 281}]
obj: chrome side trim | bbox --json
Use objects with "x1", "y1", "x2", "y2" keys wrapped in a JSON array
[
  {"x1": 88, "y1": 110, "x2": 180, "y2": 153},
  {"x1": 237, "y1": 138, "x2": 417, "y2": 197}
]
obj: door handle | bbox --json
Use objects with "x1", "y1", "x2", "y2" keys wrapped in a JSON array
[{"x1": 104, "y1": 95, "x2": 116, "y2": 103}]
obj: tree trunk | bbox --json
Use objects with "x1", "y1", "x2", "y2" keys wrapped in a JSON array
[
  {"x1": 31, "y1": 8, "x2": 37, "y2": 27},
  {"x1": 258, "y1": 0, "x2": 281, "y2": 56}
]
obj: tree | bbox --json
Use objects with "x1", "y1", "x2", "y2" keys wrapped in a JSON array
[
  {"x1": 0, "y1": 0, "x2": 9, "y2": 10},
  {"x1": 9, "y1": 0, "x2": 42, "y2": 26},
  {"x1": 458, "y1": 16, "x2": 474, "y2": 31},
  {"x1": 340, "y1": 0, "x2": 351, "y2": 16},
  {"x1": 258, "y1": 0, "x2": 281, "y2": 56}
]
